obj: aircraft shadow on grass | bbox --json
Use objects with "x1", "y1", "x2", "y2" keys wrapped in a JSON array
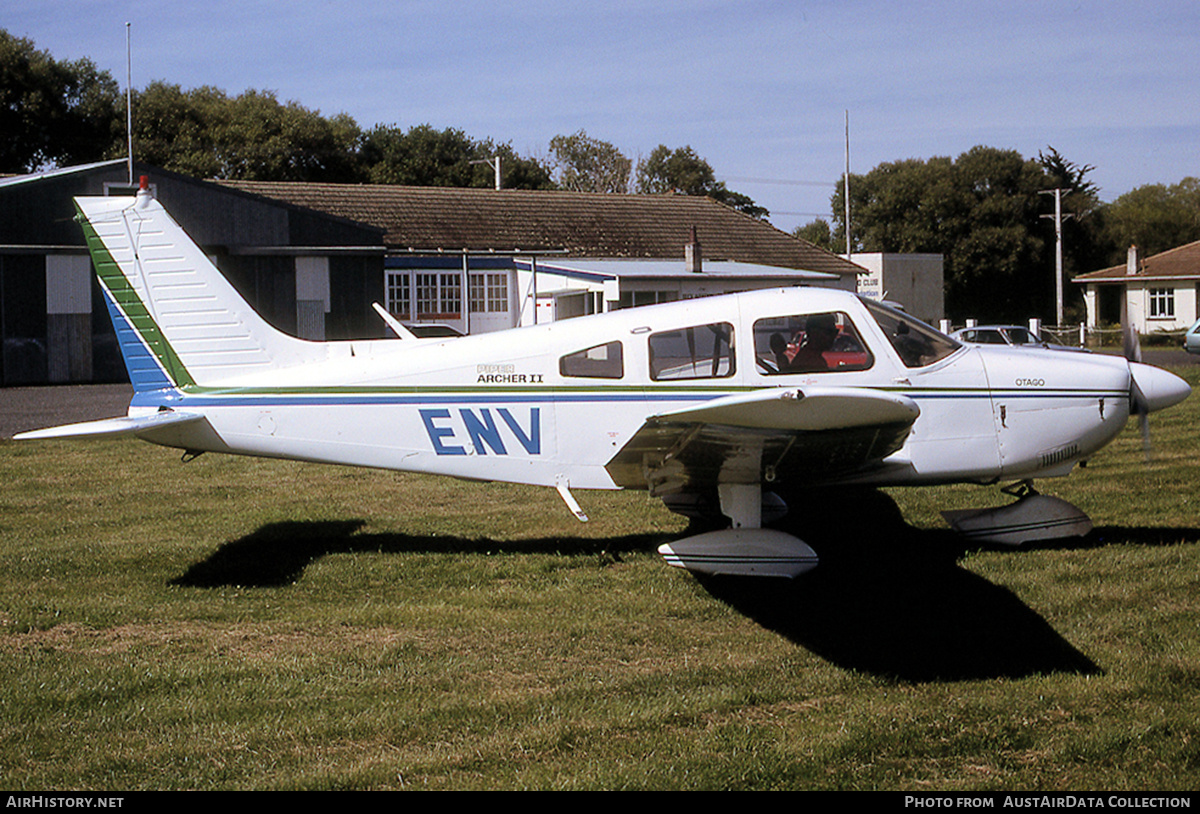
[
  {"x1": 170, "y1": 489, "x2": 1200, "y2": 684},
  {"x1": 169, "y1": 521, "x2": 664, "y2": 589}
]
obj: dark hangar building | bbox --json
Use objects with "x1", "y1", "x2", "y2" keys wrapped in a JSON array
[{"x1": 0, "y1": 161, "x2": 862, "y2": 386}]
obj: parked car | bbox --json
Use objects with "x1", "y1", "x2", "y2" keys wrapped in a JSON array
[
  {"x1": 1183, "y1": 319, "x2": 1200, "y2": 354},
  {"x1": 950, "y1": 325, "x2": 1090, "y2": 352}
]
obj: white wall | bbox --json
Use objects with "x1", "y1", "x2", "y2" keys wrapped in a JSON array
[{"x1": 851, "y1": 253, "x2": 944, "y2": 323}]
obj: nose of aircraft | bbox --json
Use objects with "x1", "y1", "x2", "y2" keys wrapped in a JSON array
[{"x1": 1130, "y1": 362, "x2": 1191, "y2": 413}]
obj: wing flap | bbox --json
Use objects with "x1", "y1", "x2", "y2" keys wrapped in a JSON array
[{"x1": 606, "y1": 386, "x2": 919, "y2": 492}]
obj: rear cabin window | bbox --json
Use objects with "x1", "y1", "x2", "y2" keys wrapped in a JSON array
[
  {"x1": 753, "y1": 311, "x2": 873, "y2": 375},
  {"x1": 560, "y1": 341, "x2": 624, "y2": 379},
  {"x1": 648, "y1": 322, "x2": 735, "y2": 380}
]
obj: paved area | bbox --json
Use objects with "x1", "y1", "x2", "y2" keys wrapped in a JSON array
[
  {"x1": 1, "y1": 384, "x2": 134, "y2": 439},
  {"x1": 1139, "y1": 348, "x2": 1199, "y2": 367}
]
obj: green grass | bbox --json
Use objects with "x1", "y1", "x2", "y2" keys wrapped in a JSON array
[{"x1": 2, "y1": 370, "x2": 1200, "y2": 789}]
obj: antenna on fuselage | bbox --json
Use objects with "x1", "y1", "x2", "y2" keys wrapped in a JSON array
[{"x1": 373, "y1": 303, "x2": 417, "y2": 339}]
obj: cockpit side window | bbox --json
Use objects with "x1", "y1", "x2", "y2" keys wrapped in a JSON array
[
  {"x1": 753, "y1": 311, "x2": 873, "y2": 375},
  {"x1": 648, "y1": 322, "x2": 735, "y2": 380},
  {"x1": 560, "y1": 341, "x2": 624, "y2": 379},
  {"x1": 862, "y1": 299, "x2": 960, "y2": 367}
]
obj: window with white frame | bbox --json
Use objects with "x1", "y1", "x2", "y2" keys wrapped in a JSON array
[
  {"x1": 1149, "y1": 288, "x2": 1175, "y2": 318},
  {"x1": 415, "y1": 272, "x2": 462, "y2": 318},
  {"x1": 486, "y1": 273, "x2": 508, "y2": 312},
  {"x1": 469, "y1": 272, "x2": 509, "y2": 313},
  {"x1": 385, "y1": 271, "x2": 411, "y2": 318},
  {"x1": 617, "y1": 290, "x2": 679, "y2": 309}
]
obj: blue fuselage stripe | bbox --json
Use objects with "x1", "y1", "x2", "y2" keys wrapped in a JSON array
[{"x1": 130, "y1": 388, "x2": 1126, "y2": 410}]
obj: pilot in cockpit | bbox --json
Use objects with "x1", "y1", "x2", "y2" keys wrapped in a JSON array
[{"x1": 787, "y1": 313, "x2": 838, "y2": 372}]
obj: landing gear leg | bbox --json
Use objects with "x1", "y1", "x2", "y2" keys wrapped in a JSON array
[{"x1": 718, "y1": 482, "x2": 762, "y2": 529}]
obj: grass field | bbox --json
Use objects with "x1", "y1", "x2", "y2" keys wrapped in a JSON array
[{"x1": 2, "y1": 369, "x2": 1199, "y2": 790}]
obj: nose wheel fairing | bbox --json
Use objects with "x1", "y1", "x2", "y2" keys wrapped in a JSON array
[{"x1": 941, "y1": 483, "x2": 1092, "y2": 546}]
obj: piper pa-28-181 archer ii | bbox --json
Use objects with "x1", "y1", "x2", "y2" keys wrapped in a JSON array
[{"x1": 16, "y1": 184, "x2": 1192, "y2": 578}]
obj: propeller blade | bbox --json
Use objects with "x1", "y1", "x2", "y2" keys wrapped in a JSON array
[
  {"x1": 1139, "y1": 412, "x2": 1152, "y2": 461},
  {"x1": 1123, "y1": 321, "x2": 1142, "y2": 363},
  {"x1": 1130, "y1": 374, "x2": 1152, "y2": 461},
  {"x1": 1128, "y1": 361, "x2": 1190, "y2": 462}
]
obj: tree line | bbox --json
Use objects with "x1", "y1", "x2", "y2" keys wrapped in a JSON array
[
  {"x1": 4, "y1": 29, "x2": 1197, "y2": 322},
  {"x1": 0, "y1": 30, "x2": 766, "y2": 216},
  {"x1": 795, "y1": 147, "x2": 1200, "y2": 321}
]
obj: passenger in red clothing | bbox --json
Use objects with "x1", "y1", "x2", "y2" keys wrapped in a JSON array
[{"x1": 786, "y1": 313, "x2": 838, "y2": 372}]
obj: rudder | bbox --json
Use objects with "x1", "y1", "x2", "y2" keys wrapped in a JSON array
[{"x1": 76, "y1": 183, "x2": 322, "y2": 392}]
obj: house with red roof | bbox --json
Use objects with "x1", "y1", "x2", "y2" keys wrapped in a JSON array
[{"x1": 1074, "y1": 241, "x2": 1200, "y2": 335}]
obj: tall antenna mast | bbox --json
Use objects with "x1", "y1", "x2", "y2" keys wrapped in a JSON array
[
  {"x1": 844, "y1": 110, "x2": 851, "y2": 260},
  {"x1": 125, "y1": 22, "x2": 133, "y2": 185}
]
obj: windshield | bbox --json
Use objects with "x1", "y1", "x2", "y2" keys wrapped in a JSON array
[
  {"x1": 861, "y1": 299, "x2": 960, "y2": 368},
  {"x1": 1006, "y1": 327, "x2": 1039, "y2": 345}
]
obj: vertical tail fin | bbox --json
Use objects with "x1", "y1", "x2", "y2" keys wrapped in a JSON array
[{"x1": 77, "y1": 185, "x2": 321, "y2": 392}]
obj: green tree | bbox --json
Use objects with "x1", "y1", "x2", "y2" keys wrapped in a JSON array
[
  {"x1": 218, "y1": 90, "x2": 362, "y2": 181},
  {"x1": 636, "y1": 145, "x2": 713, "y2": 195},
  {"x1": 793, "y1": 219, "x2": 834, "y2": 251},
  {"x1": 1100, "y1": 177, "x2": 1200, "y2": 261},
  {"x1": 834, "y1": 146, "x2": 1100, "y2": 322},
  {"x1": 362, "y1": 124, "x2": 552, "y2": 189},
  {"x1": 131, "y1": 83, "x2": 362, "y2": 181},
  {"x1": 130, "y1": 82, "x2": 224, "y2": 178},
  {"x1": 1036, "y1": 146, "x2": 1108, "y2": 276},
  {"x1": 362, "y1": 124, "x2": 477, "y2": 186},
  {"x1": 549, "y1": 130, "x2": 631, "y2": 193},
  {"x1": 0, "y1": 29, "x2": 122, "y2": 172},
  {"x1": 476, "y1": 139, "x2": 554, "y2": 190},
  {"x1": 635, "y1": 144, "x2": 767, "y2": 218}
]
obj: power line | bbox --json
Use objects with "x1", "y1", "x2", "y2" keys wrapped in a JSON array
[{"x1": 722, "y1": 176, "x2": 836, "y2": 187}]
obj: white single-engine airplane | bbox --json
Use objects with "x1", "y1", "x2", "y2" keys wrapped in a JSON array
[{"x1": 16, "y1": 185, "x2": 1192, "y2": 577}]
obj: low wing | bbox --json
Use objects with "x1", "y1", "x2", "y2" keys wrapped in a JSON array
[{"x1": 605, "y1": 386, "x2": 919, "y2": 495}]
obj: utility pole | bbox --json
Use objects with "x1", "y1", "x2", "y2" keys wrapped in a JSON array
[
  {"x1": 470, "y1": 156, "x2": 502, "y2": 190},
  {"x1": 1039, "y1": 188, "x2": 1072, "y2": 326},
  {"x1": 844, "y1": 110, "x2": 852, "y2": 260}
]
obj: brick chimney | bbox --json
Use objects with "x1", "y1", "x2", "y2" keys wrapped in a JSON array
[
  {"x1": 685, "y1": 226, "x2": 702, "y2": 273},
  {"x1": 1126, "y1": 245, "x2": 1140, "y2": 276}
]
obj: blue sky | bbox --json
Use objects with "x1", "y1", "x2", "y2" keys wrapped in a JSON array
[{"x1": 4, "y1": 0, "x2": 1197, "y2": 233}]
